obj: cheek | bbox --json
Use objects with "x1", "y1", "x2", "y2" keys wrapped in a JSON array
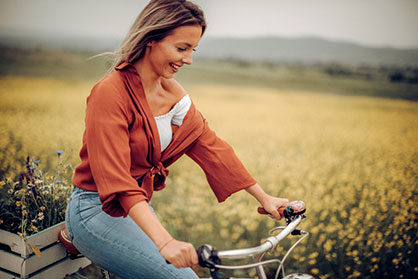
[
  {"x1": 151, "y1": 44, "x2": 182, "y2": 66},
  {"x1": 161, "y1": 47, "x2": 182, "y2": 62}
]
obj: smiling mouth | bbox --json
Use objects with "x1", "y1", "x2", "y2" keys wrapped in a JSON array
[{"x1": 170, "y1": 63, "x2": 181, "y2": 72}]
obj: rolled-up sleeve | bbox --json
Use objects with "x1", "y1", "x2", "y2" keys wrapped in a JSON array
[
  {"x1": 85, "y1": 80, "x2": 148, "y2": 217},
  {"x1": 186, "y1": 120, "x2": 256, "y2": 202}
]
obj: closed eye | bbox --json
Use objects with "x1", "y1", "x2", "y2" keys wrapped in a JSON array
[{"x1": 177, "y1": 47, "x2": 197, "y2": 52}]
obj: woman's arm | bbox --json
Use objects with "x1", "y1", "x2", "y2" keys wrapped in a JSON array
[
  {"x1": 245, "y1": 183, "x2": 289, "y2": 220},
  {"x1": 128, "y1": 201, "x2": 198, "y2": 268}
]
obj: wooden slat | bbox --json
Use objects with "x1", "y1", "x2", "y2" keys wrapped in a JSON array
[
  {"x1": 1, "y1": 235, "x2": 68, "y2": 276},
  {"x1": 0, "y1": 222, "x2": 65, "y2": 257},
  {"x1": 1, "y1": 222, "x2": 90, "y2": 278},
  {"x1": 0, "y1": 268, "x2": 19, "y2": 279},
  {"x1": 0, "y1": 228, "x2": 25, "y2": 256},
  {"x1": 0, "y1": 249, "x2": 24, "y2": 275},
  {"x1": 28, "y1": 257, "x2": 91, "y2": 279},
  {"x1": 24, "y1": 242, "x2": 68, "y2": 276},
  {"x1": 0, "y1": 247, "x2": 91, "y2": 278},
  {"x1": 24, "y1": 222, "x2": 65, "y2": 257}
]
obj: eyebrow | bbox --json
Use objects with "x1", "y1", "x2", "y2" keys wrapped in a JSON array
[{"x1": 179, "y1": 42, "x2": 198, "y2": 48}]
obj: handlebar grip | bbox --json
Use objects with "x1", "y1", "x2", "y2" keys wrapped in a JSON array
[
  {"x1": 258, "y1": 200, "x2": 306, "y2": 218},
  {"x1": 257, "y1": 206, "x2": 286, "y2": 217}
]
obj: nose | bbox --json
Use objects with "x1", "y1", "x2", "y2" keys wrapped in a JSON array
[{"x1": 182, "y1": 51, "x2": 193, "y2": 65}]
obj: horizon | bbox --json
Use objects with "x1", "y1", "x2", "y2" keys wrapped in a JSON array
[{"x1": 1, "y1": 27, "x2": 418, "y2": 52}]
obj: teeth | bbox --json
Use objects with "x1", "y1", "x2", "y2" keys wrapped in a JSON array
[{"x1": 171, "y1": 63, "x2": 179, "y2": 69}]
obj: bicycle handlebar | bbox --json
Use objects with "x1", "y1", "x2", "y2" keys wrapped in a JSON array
[
  {"x1": 258, "y1": 200, "x2": 306, "y2": 224},
  {"x1": 197, "y1": 201, "x2": 307, "y2": 270},
  {"x1": 216, "y1": 215, "x2": 304, "y2": 260},
  {"x1": 257, "y1": 206, "x2": 286, "y2": 216}
]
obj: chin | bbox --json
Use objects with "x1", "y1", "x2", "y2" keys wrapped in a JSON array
[{"x1": 162, "y1": 71, "x2": 176, "y2": 79}]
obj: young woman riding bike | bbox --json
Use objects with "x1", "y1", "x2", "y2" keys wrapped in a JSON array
[{"x1": 63, "y1": 1, "x2": 289, "y2": 278}]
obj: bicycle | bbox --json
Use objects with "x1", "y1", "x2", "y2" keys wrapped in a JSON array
[
  {"x1": 196, "y1": 200, "x2": 312, "y2": 279},
  {"x1": 59, "y1": 201, "x2": 311, "y2": 279}
]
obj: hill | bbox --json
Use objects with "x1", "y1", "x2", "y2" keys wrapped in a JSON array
[
  {"x1": 1, "y1": 44, "x2": 417, "y2": 101},
  {"x1": 1, "y1": 31, "x2": 417, "y2": 67},
  {"x1": 197, "y1": 37, "x2": 418, "y2": 67}
]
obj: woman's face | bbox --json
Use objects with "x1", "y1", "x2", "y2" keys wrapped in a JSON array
[{"x1": 145, "y1": 25, "x2": 202, "y2": 79}]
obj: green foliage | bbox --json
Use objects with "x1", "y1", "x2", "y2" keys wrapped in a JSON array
[{"x1": 0, "y1": 152, "x2": 73, "y2": 236}]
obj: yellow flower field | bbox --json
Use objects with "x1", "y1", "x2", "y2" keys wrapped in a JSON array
[{"x1": 1, "y1": 75, "x2": 417, "y2": 278}]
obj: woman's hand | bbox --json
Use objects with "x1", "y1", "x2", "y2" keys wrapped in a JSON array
[
  {"x1": 260, "y1": 196, "x2": 289, "y2": 220},
  {"x1": 128, "y1": 202, "x2": 198, "y2": 268},
  {"x1": 245, "y1": 183, "x2": 289, "y2": 220},
  {"x1": 159, "y1": 239, "x2": 198, "y2": 268}
]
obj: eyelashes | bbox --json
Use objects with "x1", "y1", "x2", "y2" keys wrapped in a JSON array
[{"x1": 177, "y1": 48, "x2": 196, "y2": 52}]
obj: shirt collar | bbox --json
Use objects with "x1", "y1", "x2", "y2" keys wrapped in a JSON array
[{"x1": 115, "y1": 62, "x2": 132, "y2": 71}]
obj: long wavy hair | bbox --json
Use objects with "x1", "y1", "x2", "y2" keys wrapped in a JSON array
[{"x1": 104, "y1": 0, "x2": 206, "y2": 70}]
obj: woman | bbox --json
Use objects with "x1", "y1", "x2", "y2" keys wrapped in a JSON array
[{"x1": 65, "y1": 0, "x2": 289, "y2": 278}]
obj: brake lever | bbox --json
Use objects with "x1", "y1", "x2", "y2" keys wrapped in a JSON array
[
  {"x1": 197, "y1": 244, "x2": 221, "y2": 279},
  {"x1": 196, "y1": 244, "x2": 221, "y2": 268}
]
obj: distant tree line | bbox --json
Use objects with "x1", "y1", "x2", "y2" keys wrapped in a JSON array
[
  {"x1": 219, "y1": 57, "x2": 418, "y2": 84},
  {"x1": 321, "y1": 63, "x2": 418, "y2": 84}
]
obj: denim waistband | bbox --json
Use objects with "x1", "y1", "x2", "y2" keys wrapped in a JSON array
[{"x1": 73, "y1": 177, "x2": 143, "y2": 193}]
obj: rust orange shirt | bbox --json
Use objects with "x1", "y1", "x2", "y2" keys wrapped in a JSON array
[{"x1": 72, "y1": 62, "x2": 256, "y2": 217}]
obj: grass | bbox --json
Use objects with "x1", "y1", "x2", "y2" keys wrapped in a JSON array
[{"x1": 1, "y1": 44, "x2": 417, "y2": 100}]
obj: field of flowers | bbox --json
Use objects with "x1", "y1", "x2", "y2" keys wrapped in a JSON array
[{"x1": 0, "y1": 73, "x2": 417, "y2": 278}]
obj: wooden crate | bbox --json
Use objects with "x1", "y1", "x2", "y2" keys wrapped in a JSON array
[{"x1": 0, "y1": 222, "x2": 91, "y2": 279}]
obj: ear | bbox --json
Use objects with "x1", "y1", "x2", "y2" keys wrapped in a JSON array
[{"x1": 147, "y1": 41, "x2": 155, "y2": 47}]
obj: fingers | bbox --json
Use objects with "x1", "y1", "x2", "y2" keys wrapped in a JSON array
[
  {"x1": 264, "y1": 197, "x2": 290, "y2": 220},
  {"x1": 190, "y1": 246, "x2": 199, "y2": 267},
  {"x1": 160, "y1": 239, "x2": 198, "y2": 268},
  {"x1": 270, "y1": 208, "x2": 283, "y2": 220},
  {"x1": 279, "y1": 198, "x2": 290, "y2": 208},
  {"x1": 179, "y1": 242, "x2": 198, "y2": 267}
]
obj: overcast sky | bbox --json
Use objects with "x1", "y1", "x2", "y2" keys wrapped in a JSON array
[{"x1": 0, "y1": 0, "x2": 417, "y2": 49}]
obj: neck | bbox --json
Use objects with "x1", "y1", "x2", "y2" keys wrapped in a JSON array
[{"x1": 134, "y1": 58, "x2": 161, "y2": 95}]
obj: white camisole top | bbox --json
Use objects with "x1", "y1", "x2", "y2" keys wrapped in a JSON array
[{"x1": 154, "y1": 94, "x2": 191, "y2": 151}]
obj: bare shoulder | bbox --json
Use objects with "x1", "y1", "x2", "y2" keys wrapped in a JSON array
[{"x1": 161, "y1": 78, "x2": 187, "y2": 100}]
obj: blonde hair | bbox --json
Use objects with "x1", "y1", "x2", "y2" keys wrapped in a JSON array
[{"x1": 104, "y1": 0, "x2": 206, "y2": 70}]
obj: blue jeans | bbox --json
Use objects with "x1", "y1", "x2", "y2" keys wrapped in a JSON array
[{"x1": 65, "y1": 186, "x2": 198, "y2": 279}]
